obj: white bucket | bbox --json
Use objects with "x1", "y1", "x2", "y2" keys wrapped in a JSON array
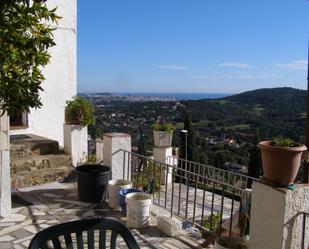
[
  {"x1": 126, "y1": 192, "x2": 152, "y2": 228},
  {"x1": 108, "y1": 179, "x2": 131, "y2": 209}
]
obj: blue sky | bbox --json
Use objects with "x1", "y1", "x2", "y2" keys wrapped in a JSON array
[{"x1": 77, "y1": 0, "x2": 309, "y2": 93}]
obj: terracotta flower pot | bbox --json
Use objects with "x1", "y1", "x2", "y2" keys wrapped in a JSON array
[{"x1": 258, "y1": 141, "x2": 307, "y2": 186}]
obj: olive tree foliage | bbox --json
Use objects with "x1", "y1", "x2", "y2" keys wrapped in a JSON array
[{"x1": 0, "y1": 0, "x2": 60, "y2": 116}]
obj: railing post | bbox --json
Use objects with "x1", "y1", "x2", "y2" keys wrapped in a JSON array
[
  {"x1": 0, "y1": 112, "x2": 11, "y2": 217},
  {"x1": 103, "y1": 133, "x2": 131, "y2": 180}
]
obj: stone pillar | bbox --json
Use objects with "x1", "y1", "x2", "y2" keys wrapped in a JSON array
[
  {"x1": 63, "y1": 124, "x2": 88, "y2": 166},
  {"x1": 0, "y1": 113, "x2": 11, "y2": 217},
  {"x1": 103, "y1": 133, "x2": 131, "y2": 180},
  {"x1": 250, "y1": 181, "x2": 309, "y2": 249},
  {"x1": 96, "y1": 139, "x2": 103, "y2": 163},
  {"x1": 153, "y1": 147, "x2": 173, "y2": 184}
]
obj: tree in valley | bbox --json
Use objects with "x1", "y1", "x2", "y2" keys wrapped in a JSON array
[
  {"x1": 247, "y1": 129, "x2": 263, "y2": 188},
  {"x1": 180, "y1": 115, "x2": 198, "y2": 162}
]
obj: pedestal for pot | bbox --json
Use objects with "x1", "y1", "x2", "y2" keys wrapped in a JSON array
[
  {"x1": 108, "y1": 179, "x2": 131, "y2": 209},
  {"x1": 153, "y1": 131, "x2": 173, "y2": 148},
  {"x1": 126, "y1": 192, "x2": 152, "y2": 228}
]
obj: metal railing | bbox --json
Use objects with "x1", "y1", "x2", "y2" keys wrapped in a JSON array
[
  {"x1": 302, "y1": 212, "x2": 309, "y2": 249},
  {"x1": 114, "y1": 149, "x2": 257, "y2": 238},
  {"x1": 167, "y1": 156, "x2": 254, "y2": 189}
]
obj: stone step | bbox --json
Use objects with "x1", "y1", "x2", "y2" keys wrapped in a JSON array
[
  {"x1": 11, "y1": 167, "x2": 74, "y2": 189},
  {"x1": 10, "y1": 154, "x2": 73, "y2": 174},
  {"x1": 10, "y1": 134, "x2": 59, "y2": 158}
]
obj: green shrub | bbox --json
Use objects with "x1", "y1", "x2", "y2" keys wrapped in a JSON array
[{"x1": 65, "y1": 97, "x2": 95, "y2": 126}]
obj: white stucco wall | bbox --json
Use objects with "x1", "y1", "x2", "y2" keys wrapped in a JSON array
[
  {"x1": 250, "y1": 181, "x2": 309, "y2": 249},
  {"x1": 10, "y1": 0, "x2": 77, "y2": 147}
]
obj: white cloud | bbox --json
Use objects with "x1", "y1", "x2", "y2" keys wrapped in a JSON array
[
  {"x1": 275, "y1": 60, "x2": 307, "y2": 70},
  {"x1": 217, "y1": 62, "x2": 252, "y2": 69},
  {"x1": 191, "y1": 75, "x2": 212, "y2": 79},
  {"x1": 191, "y1": 73, "x2": 280, "y2": 80},
  {"x1": 227, "y1": 73, "x2": 281, "y2": 79},
  {"x1": 159, "y1": 65, "x2": 187, "y2": 70}
]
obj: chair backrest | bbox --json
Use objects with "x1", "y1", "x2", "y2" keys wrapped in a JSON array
[{"x1": 28, "y1": 218, "x2": 140, "y2": 249}]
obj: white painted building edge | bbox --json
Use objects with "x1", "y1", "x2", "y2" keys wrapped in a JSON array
[{"x1": 10, "y1": 0, "x2": 77, "y2": 147}]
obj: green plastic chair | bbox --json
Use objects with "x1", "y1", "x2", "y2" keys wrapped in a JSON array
[{"x1": 28, "y1": 218, "x2": 140, "y2": 249}]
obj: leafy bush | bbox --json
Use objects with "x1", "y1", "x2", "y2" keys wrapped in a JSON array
[
  {"x1": 65, "y1": 97, "x2": 95, "y2": 126},
  {"x1": 271, "y1": 137, "x2": 302, "y2": 147},
  {"x1": 0, "y1": 1, "x2": 60, "y2": 115}
]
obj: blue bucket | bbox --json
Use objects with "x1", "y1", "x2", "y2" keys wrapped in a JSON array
[{"x1": 119, "y1": 188, "x2": 142, "y2": 215}]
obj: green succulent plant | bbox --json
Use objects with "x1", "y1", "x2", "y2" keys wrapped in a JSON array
[
  {"x1": 152, "y1": 122, "x2": 174, "y2": 134},
  {"x1": 271, "y1": 137, "x2": 302, "y2": 147}
]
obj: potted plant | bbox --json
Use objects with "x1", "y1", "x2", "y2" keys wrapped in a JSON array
[
  {"x1": 258, "y1": 137, "x2": 307, "y2": 186},
  {"x1": 64, "y1": 97, "x2": 95, "y2": 165},
  {"x1": 152, "y1": 122, "x2": 174, "y2": 147},
  {"x1": 65, "y1": 97, "x2": 95, "y2": 126}
]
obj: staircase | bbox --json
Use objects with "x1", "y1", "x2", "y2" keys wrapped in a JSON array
[{"x1": 10, "y1": 134, "x2": 74, "y2": 189}]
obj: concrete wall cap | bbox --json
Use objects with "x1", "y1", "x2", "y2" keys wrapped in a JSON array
[{"x1": 104, "y1": 132, "x2": 130, "y2": 138}]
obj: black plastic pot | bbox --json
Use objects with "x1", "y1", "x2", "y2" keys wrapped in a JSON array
[{"x1": 76, "y1": 164, "x2": 111, "y2": 203}]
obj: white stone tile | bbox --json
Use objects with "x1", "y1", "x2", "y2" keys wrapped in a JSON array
[
  {"x1": 12, "y1": 207, "x2": 25, "y2": 214},
  {"x1": 23, "y1": 225, "x2": 40, "y2": 234},
  {"x1": 41, "y1": 193, "x2": 64, "y2": 199},
  {"x1": 46, "y1": 220, "x2": 58, "y2": 224},
  {"x1": 31, "y1": 210, "x2": 45, "y2": 216},
  {"x1": 0, "y1": 214, "x2": 26, "y2": 223},
  {"x1": 36, "y1": 220, "x2": 48, "y2": 224},
  {"x1": 39, "y1": 224, "x2": 50, "y2": 229},
  {"x1": 54, "y1": 199, "x2": 92, "y2": 207},
  {"x1": 22, "y1": 240, "x2": 30, "y2": 247},
  {"x1": 0, "y1": 225, "x2": 22, "y2": 236},
  {"x1": 13, "y1": 244, "x2": 24, "y2": 249},
  {"x1": 19, "y1": 220, "x2": 32, "y2": 227},
  {"x1": 13, "y1": 235, "x2": 34, "y2": 244},
  {"x1": 0, "y1": 235, "x2": 15, "y2": 242},
  {"x1": 0, "y1": 222, "x2": 15, "y2": 227}
]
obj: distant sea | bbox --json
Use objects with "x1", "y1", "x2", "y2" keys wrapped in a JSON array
[{"x1": 117, "y1": 92, "x2": 232, "y2": 100}]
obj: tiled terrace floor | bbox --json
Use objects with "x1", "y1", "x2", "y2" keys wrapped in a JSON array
[{"x1": 1, "y1": 182, "x2": 207, "y2": 249}]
